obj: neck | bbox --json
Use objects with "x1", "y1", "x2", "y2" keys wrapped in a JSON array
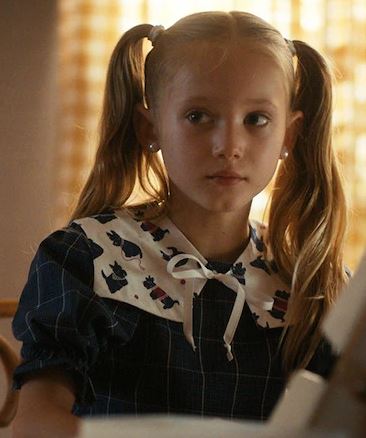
[{"x1": 167, "y1": 202, "x2": 251, "y2": 264}]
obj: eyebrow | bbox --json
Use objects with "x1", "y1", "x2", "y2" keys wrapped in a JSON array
[
  {"x1": 233, "y1": 98, "x2": 280, "y2": 112},
  {"x1": 244, "y1": 98, "x2": 278, "y2": 108},
  {"x1": 180, "y1": 96, "x2": 279, "y2": 110}
]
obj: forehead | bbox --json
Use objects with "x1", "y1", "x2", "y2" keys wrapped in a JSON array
[{"x1": 160, "y1": 42, "x2": 288, "y2": 107}]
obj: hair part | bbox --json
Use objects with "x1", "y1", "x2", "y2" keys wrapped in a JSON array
[{"x1": 144, "y1": 11, "x2": 295, "y2": 108}]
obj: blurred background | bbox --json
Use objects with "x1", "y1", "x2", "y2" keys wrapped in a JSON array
[
  {"x1": 54, "y1": 0, "x2": 366, "y2": 272},
  {"x1": 0, "y1": 1, "x2": 365, "y2": 435},
  {"x1": 1, "y1": 0, "x2": 366, "y2": 307}
]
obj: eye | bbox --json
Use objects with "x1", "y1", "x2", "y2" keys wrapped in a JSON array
[
  {"x1": 186, "y1": 111, "x2": 210, "y2": 124},
  {"x1": 244, "y1": 113, "x2": 270, "y2": 127}
]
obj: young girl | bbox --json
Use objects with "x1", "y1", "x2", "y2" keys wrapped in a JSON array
[{"x1": 12, "y1": 10, "x2": 348, "y2": 438}]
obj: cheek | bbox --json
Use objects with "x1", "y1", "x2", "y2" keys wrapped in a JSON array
[
  {"x1": 160, "y1": 148, "x2": 186, "y2": 177},
  {"x1": 251, "y1": 146, "x2": 281, "y2": 176},
  {"x1": 162, "y1": 153, "x2": 197, "y2": 181}
]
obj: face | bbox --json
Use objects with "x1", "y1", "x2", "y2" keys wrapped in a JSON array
[{"x1": 143, "y1": 43, "x2": 300, "y2": 217}]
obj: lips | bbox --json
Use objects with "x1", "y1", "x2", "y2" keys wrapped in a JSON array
[
  {"x1": 207, "y1": 170, "x2": 245, "y2": 179},
  {"x1": 207, "y1": 170, "x2": 246, "y2": 186}
]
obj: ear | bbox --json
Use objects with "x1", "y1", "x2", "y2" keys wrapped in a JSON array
[
  {"x1": 280, "y1": 110, "x2": 303, "y2": 158},
  {"x1": 133, "y1": 103, "x2": 158, "y2": 148}
]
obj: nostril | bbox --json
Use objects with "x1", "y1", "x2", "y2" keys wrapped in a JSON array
[{"x1": 213, "y1": 148, "x2": 242, "y2": 159}]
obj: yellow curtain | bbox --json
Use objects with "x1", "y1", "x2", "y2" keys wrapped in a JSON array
[
  {"x1": 56, "y1": 0, "x2": 366, "y2": 270},
  {"x1": 55, "y1": 0, "x2": 124, "y2": 223}
]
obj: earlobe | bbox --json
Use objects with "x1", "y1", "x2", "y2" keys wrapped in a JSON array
[
  {"x1": 133, "y1": 103, "x2": 158, "y2": 148},
  {"x1": 279, "y1": 148, "x2": 289, "y2": 160}
]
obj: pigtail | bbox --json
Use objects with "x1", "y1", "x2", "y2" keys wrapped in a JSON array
[
  {"x1": 68, "y1": 10, "x2": 348, "y2": 374},
  {"x1": 70, "y1": 24, "x2": 168, "y2": 221},
  {"x1": 268, "y1": 41, "x2": 348, "y2": 372}
]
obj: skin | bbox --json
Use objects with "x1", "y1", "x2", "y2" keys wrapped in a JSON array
[
  {"x1": 137, "y1": 42, "x2": 302, "y2": 262},
  {"x1": 13, "y1": 40, "x2": 302, "y2": 438},
  {"x1": 12, "y1": 369, "x2": 79, "y2": 437}
]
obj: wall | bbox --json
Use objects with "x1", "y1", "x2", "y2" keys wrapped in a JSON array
[{"x1": 0, "y1": 1, "x2": 58, "y2": 435}]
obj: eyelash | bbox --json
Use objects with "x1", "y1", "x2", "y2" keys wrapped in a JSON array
[
  {"x1": 244, "y1": 113, "x2": 270, "y2": 127},
  {"x1": 186, "y1": 111, "x2": 210, "y2": 124},
  {"x1": 185, "y1": 111, "x2": 270, "y2": 127}
]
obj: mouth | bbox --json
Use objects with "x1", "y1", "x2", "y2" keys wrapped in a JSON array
[{"x1": 207, "y1": 171, "x2": 246, "y2": 186}]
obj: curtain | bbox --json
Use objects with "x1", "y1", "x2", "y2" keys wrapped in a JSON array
[{"x1": 56, "y1": 0, "x2": 366, "y2": 270}]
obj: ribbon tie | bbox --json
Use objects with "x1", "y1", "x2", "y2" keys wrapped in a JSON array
[{"x1": 167, "y1": 253, "x2": 273, "y2": 361}]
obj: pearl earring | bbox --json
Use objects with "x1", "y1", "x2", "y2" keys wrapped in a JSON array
[
  {"x1": 148, "y1": 143, "x2": 160, "y2": 153},
  {"x1": 281, "y1": 149, "x2": 289, "y2": 159}
]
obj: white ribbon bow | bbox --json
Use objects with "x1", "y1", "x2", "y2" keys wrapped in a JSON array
[{"x1": 167, "y1": 253, "x2": 274, "y2": 361}]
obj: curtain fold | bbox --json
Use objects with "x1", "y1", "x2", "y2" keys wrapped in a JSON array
[{"x1": 55, "y1": 0, "x2": 366, "y2": 269}]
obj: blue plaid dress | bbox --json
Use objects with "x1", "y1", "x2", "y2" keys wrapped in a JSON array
[{"x1": 12, "y1": 211, "x2": 336, "y2": 421}]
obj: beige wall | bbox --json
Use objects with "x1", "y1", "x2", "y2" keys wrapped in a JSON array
[{"x1": 0, "y1": 1, "x2": 58, "y2": 435}]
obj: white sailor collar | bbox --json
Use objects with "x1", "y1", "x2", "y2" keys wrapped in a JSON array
[{"x1": 73, "y1": 207, "x2": 291, "y2": 360}]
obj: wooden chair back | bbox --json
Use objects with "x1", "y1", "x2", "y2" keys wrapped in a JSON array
[{"x1": 0, "y1": 299, "x2": 19, "y2": 427}]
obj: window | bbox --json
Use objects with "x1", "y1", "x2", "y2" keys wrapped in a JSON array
[{"x1": 56, "y1": 0, "x2": 366, "y2": 269}]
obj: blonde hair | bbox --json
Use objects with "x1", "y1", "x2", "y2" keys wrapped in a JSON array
[
  {"x1": 268, "y1": 40, "x2": 348, "y2": 371},
  {"x1": 70, "y1": 11, "x2": 348, "y2": 373}
]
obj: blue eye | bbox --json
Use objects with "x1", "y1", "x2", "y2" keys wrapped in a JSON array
[
  {"x1": 245, "y1": 113, "x2": 269, "y2": 127},
  {"x1": 186, "y1": 111, "x2": 209, "y2": 124}
]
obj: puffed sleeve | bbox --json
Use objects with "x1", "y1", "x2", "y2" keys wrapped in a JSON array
[
  {"x1": 306, "y1": 338, "x2": 338, "y2": 379},
  {"x1": 12, "y1": 223, "x2": 139, "y2": 406}
]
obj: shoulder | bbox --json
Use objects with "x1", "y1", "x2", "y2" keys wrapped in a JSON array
[
  {"x1": 37, "y1": 222, "x2": 92, "y2": 264},
  {"x1": 70, "y1": 209, "x2": 140, "y2": 251},
  {"x1": 25, "y1": 220, "x2": 100, "y2": 287},
  {"x1": 306, "y1": 337, "x2": 338, "y2": 378},
  {"x1": 72, "y1": 208, "x2": 139, "y2": 231},
  {"x1": 71, "y1": 203, "x2": 167, "y2": 243}
]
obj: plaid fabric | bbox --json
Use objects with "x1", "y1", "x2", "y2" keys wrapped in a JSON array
[{"x1": 12, "y1": 224, "x2": 336, "y2": 421}]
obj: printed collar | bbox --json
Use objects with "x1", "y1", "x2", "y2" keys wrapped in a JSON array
[{"x1": 74, "y1": 208, "x2": 291, "y2": 360}]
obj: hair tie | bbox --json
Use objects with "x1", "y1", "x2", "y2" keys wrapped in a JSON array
[
  {"x1": 148, "y1": 25, "x2": 165, "y2": 46},
  {"x1": 285, "y1": 38, "x2": 296, "y2": 57}
]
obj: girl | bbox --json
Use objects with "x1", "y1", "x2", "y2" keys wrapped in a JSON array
[{"x1": 12, "y1": 10, "x2": 348, "y2": 438}]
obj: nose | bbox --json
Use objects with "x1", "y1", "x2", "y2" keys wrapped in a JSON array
[{"x1": 212, "y1": 122, "x2": 245, "y2": 160}]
